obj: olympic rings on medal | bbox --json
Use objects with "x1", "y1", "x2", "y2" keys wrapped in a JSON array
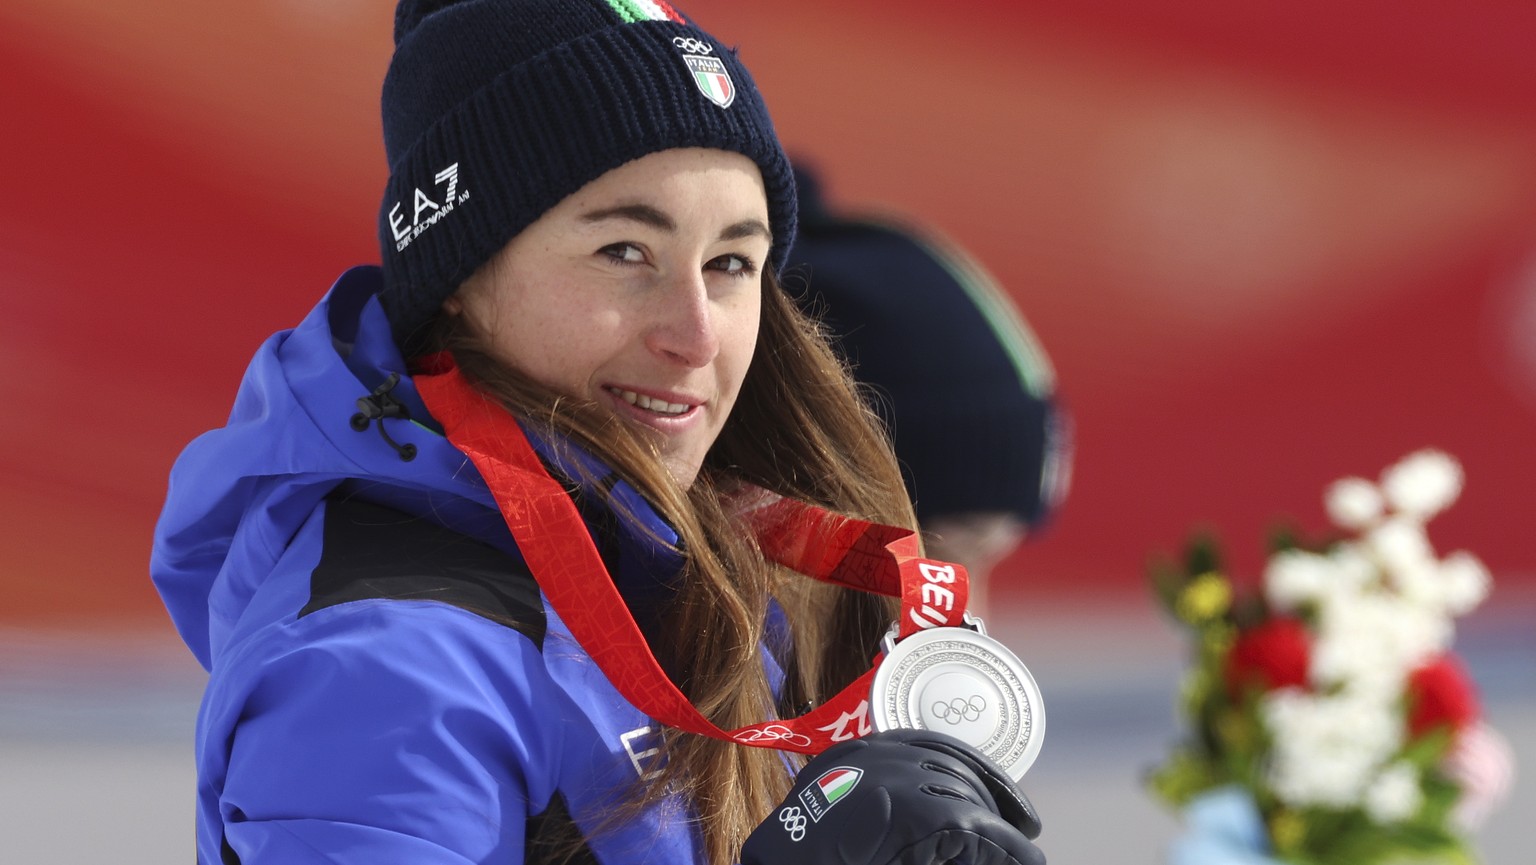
[
  {"x1": 778, "y1": 805, "x2": 808, "y2": 841},
  {"x1": 930, "y1": 694, "x2": 987, "y2": 725},
  {"x1": 672, "y1": 36, "x2": 715, "y2": 54}
]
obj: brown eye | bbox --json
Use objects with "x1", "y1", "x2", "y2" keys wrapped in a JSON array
[
  {"x1": 600, "y1": 243, "x2": 645, "y2": 264},
  {"x1": 708, "y1": 254, "x2": 755, "y2": 276}
]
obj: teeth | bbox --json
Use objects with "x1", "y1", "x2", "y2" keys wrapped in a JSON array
[{"x1": 609, "y1": 388, "x2": 690, "y2": 415}]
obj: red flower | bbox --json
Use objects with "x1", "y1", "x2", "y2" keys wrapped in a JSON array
[
  {"x1": 1224, "y1": 616, "x2": 1311, "y2": 699},
  {"x1": 1407, "y1": 654, "x2": 1480, "y2": 739}
]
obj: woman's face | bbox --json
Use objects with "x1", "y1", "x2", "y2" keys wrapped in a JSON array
[{"x1": 446, "y1": 148, "x2": 770, "y2": 488}]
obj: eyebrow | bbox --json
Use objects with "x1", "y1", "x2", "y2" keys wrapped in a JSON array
[{"x1": 580, "y1": 203, "x2": 771, "y2": 244}]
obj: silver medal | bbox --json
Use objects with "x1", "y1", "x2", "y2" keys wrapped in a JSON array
[{"x1": 868, "y1": 615, "x2": 1045, "y2": 780}]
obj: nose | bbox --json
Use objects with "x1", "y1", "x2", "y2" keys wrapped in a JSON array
[{"x1": 644, "y1": 272, "x2": 720, "y2": 369}]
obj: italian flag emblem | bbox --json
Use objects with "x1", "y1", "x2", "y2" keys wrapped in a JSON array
[
  {"x1": 683, "y1": 54, "x2": 736, "y2": 108},
  {"x1": 598, "y1": 0, "x2": 684, "y2": 24},
  {"x1": 797, "y1": 766, "x2": 863, "y2": 822},
  {"x1": 593, "y1": 0, "x2": 736, "y2": 109}
]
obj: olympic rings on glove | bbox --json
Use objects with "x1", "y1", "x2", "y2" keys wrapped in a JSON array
[{"x1": 777, "y1": 806, "x2": 808, "y2": 842}]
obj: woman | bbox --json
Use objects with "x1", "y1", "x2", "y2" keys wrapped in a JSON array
[{"x1": 151, "y1": 2, "x2": 1046, "y2": 863}]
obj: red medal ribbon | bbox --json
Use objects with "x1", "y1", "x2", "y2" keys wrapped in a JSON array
[{"x1": 416, "y1": 362, "x2": 969, "y2": 754}]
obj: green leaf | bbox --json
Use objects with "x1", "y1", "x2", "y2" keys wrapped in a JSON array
[
  {"x1": 1398, "y1": 728, "x2": 1453, "y2": 769},
  {"x1": 1184, "y1": 531, "x2": 1224, "y2": 575},
  {"x1": 1146, "y1": 748, "x2": 1226, "y2": 808},
  {"x1": 1418, "y1": 771, "x2": 1463, "y2": 826},
  {"x1": 1149, "y1": 554, "x2": 1190, "y2": 620},
  {"x1": 1267, "y1": 521, "x2": 1302, "y2": 554}
]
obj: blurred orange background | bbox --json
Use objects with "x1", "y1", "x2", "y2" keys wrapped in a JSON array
[{"x1": 4, "y1": 0, "x2": 1534, "y2": 635}]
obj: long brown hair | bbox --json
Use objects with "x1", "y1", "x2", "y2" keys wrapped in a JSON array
[{"x1": 431, "y1": 266, "x2": 914, "y2": 865}]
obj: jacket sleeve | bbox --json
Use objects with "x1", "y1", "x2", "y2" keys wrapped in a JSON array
[{"x1": 213, "y1": 599, "x2": 562, "y2": 864}]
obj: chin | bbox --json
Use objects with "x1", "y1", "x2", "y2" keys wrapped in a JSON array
[{"x1": 662, "y1": 455, "x2": 704, "y2": 490}]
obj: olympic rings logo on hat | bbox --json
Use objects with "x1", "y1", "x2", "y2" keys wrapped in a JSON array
[{"x1": 672, "y1": 36, "x2": 714, "y2": 55}]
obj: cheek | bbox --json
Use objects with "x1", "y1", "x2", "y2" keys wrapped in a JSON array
[
  {"x1": 718, "y1": 299, "x2": 762, "y2": 391},
  {"x1": 501, "y1": 307, "x2": 617, "y2": 391}
]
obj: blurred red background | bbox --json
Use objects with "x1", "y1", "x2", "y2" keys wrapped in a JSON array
[{"x1": 3, "y1": 0, "x2": 1534, "y2": 632}]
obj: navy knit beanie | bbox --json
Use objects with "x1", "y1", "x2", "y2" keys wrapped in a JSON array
[
  {"x1": 789, "y1": 163, "x2": 1072, "y2": 528},
  {"x1": 378, "y1": 0, "x2": 796, "y2": 350}
]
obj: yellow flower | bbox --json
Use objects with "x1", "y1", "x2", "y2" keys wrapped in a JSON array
[{"x1": 1177, "y1": 571, "x2": 1232, "y2": 624}]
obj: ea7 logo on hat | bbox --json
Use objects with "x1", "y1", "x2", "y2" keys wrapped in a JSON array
[
  {"x1": 673, "y1": 36, "x2": 734, "y2": 108},
  {"x1": 388, "y1": 162, "x2": 470, "y2": 253},
  {"x1": 797, "y1": 766, "x2": 862, "y2": 822}
]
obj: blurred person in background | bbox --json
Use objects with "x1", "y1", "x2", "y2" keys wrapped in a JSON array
[
  {"x1": 149, "y1": 2, "x2": 1047, "y2": 864},
  {"x1": 788, "y1": 164, "x2": 1072, "y2": 618}
]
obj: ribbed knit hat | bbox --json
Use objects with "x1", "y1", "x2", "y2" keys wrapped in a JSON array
[
  {"x1": 789, "y1": 164, "x2": 1072, "y2": 528},
  {"x1": 378, "y1": 0, "x2": 796, "y2": 350}
]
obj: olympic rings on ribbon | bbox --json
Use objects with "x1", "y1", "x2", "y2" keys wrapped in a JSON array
[{"x1": 734, "y1": 724, "x2": 814, "y2": 748}]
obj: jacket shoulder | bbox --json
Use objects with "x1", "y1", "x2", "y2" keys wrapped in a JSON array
[{"x1": 301, "y1": 496, "x2": 546, "y2": 647}]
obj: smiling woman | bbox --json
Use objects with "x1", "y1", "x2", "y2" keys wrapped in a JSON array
[
  {"x1": 441, "y1": 149, "x2": 769, "y2": 486},
  {"x1": 146, "y1": 2, "x2": 1048, "y2": 865}
]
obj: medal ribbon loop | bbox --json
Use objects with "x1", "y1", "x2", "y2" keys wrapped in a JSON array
[{"x1": 416, "y1": 363, "x2": 969, "y2": 755}]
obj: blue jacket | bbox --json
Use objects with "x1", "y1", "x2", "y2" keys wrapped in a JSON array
[{"x1": 152, "y1": 266, "x2": 742, "y2": 864}]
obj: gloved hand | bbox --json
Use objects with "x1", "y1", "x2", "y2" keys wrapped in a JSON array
[{"x1": 741, "y1": 728, "x2": 1046, "y2": 865}]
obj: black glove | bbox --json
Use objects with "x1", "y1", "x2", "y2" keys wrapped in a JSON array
[{"x1": 740, "y1": 728, "x2": 1045, "y2": 865}]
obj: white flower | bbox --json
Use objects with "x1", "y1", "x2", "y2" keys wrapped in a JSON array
[
  {"x1": 1366, "y1": 518, "x2": 1435, "y2": 582},
  {"x1": 1326, "y1": 476, "x2": 1384, "y2": 530},
  {"x1": 1364, "y1": 762, "x2": 1423, "y2": 822},
  {"x1": 1311, "y1": 593, "x2": 1448, "y2": 693},
  {"x1": 1261, "y1": 691, "x2": 1404, "y2": 808},
  {"x1": 1322, "y1": 543, "x2": 1376, "y2": 597},
  {"x1": 1264, "y1": 549, "x2": 1332, "y2": 611},
  {"x1": 1270, "y1": 747, "x2": 1381, "y2": 807},
  {"x1": 1437, "y1": 551, "x2": 1492, "y2": 617},
  {"x1": 1309, "y1": 622, "x2": 1376, "y2": 691},
  {"x1": 1381, "y1": 449, "x2": 1463, "y2": 520},
  {"x1": 1391, "y1": 556, "x2": 1449, "y2": 609}
]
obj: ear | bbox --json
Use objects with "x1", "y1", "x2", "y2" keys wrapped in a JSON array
[{"x1": 441, "y1": 293, "x2": 464, "y2": 317}]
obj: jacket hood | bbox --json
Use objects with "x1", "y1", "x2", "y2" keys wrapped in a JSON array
[
  {"x1": 150, "y1": 266, "x2": 496, "y2": 669},
  {"x1": 152, "y1": 265, "x2": 687, "y2": 672}
]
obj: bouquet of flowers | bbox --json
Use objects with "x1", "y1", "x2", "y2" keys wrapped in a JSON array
[{"x1": 1148, "y1": 450, "x2": 1513, "y2": 865}]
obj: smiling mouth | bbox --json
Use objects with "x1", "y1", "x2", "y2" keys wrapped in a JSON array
[{"x1": 605, "y1": 387, "x2": 693, "y2": 416}]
